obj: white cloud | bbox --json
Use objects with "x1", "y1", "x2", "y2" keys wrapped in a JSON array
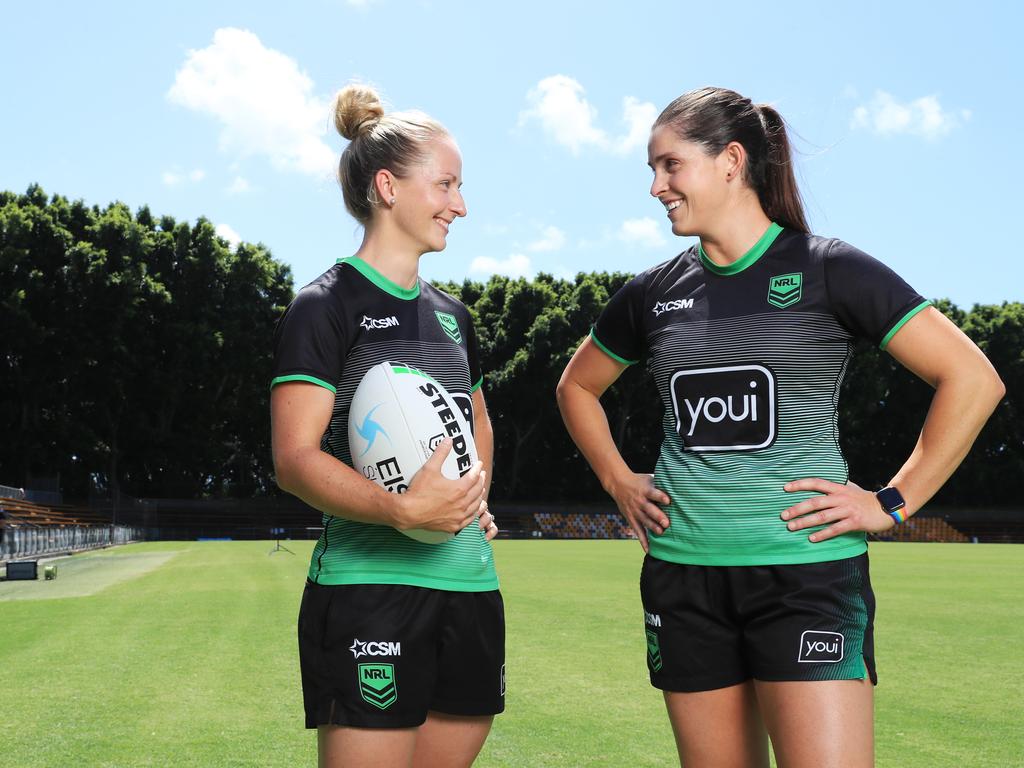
[
  {"x1": 226, "y1": 176, "x2": 251, "y2": 195},
  {"x1": 527, "y1": 225, "x2": 566, "y2": 252},
  {"x1": 618, "y1": 96, "x2": 658, "y2": 154},
  {"x1": 519, "y1": 75, "x2": 656, "y2": 156},
  {"x1": 851, "y1": 91, "x2": 966, "y2": 140},
  {"x1": 215, "y1": 223, "x2": 242, "y2": 250},
  {"x1": 469, "y1": 253, "x2": 533, "y2": 278},
  {"x1": 167, "y1": 28, "x2": 334, "y2": 176},
  {"x1": 618, "y1": 217, "x2": 666, "y2": 249},
  {"x1": 162, "y1": 168, "x2": 205, "y2": 186}
]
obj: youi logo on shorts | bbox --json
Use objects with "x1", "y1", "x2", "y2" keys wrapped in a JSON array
[
  {"x1": 669, "y1": 364, "x2": 776, "y2": 451},
  {"x1": 360, "y1": 314, "x2": 399, "y2": 330},
  {"x1": 797, "y1": 630, "x2": 844, "y2": 663},
  {"x1": 652, "y1": 298, "x2": 694, "y2": 316},
  {"x1": 349, "y1": 638, "x2": 402, "y2": 658}
]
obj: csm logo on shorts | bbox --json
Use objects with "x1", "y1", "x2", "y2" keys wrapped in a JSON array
[
  {"x1": 669, "y1": 364, "x2": 776, "y2": 451},
  {"x1": 798, "y1": 630, "x2": 844, "y2": 663},
  {"x1": 349, "y1": 638, "x2": 402, "y2": 658}
]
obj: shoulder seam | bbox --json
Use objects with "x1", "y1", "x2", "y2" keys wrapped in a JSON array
[{"x1": 821, "y1": 237, "x2": 840, "y2": 314}]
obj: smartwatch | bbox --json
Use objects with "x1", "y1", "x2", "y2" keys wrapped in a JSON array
[{"x1": 876, "y1": 486, "x2": 908, "y2": 524}]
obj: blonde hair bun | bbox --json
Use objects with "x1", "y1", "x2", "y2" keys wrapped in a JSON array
[{"x1": 334, "y1": 84, "x2": 385, "y2": 141}]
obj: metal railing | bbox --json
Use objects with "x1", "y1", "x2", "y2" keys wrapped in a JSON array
[{"x1": 0, "y1": 525, "x2": 145, "y2": 562}]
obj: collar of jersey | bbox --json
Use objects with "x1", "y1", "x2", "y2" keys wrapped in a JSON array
[
  {"x1": 699, "y1": 222, "x2": 783, "y2": 276},
  {"x1": 336, "y1": 256, "x2": 420, "y2": 300}
]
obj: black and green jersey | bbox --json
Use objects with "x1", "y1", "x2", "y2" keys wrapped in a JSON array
[
  {"x1": 271, "y1": 256, "x2": 497, "y2": 591},
  {"x1": 593, "y1": 223, "x2": 930, "y2": 566}
]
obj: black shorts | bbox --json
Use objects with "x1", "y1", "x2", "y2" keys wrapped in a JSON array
[
  {"x1": 640, "y1": 553, "x2": 876, "y2": 692},
  {"x1": 298, "y1": 581, "x2": 505, "y2": 728}
]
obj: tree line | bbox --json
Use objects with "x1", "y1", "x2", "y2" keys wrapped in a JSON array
[{"x1": 2, "y1": 187, "x2": 1020, "y2": 507}]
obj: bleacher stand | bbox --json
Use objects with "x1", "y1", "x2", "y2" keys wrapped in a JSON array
[
  {"x1": 0, "y1": 495, "x2": 143, "y2": 562},
  {"x1": 533, "y1": 511, "x2": 634, "y2": 539}
]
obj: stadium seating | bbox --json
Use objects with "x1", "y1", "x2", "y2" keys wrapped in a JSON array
[{"x1": 869, "y1": 516, "x2": 969, "y2": 543}]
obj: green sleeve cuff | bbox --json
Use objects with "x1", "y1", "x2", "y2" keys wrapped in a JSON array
[
  {"x1": 470, "y1": 376, "x2": 484, "y2": 393},
  {"x1": 589, "y1": 329, "x2": 638, "y2": 366},
  {"x1": 879, "y1": 301, "x2": 932, "y2": 350},
  {"x1": 270, "y1": 374, "x2": 337, "y2": 394}
]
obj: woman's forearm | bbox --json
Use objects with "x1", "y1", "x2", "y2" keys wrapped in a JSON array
[
  {"x1": 276, "y1": 445, "x2": 405, "y2": 526},
  {"x1": 890, "y1": 365, "x2": 1005, "y2": 516},
  {"x1": 555, "y1": 377, "x2": 632, "y2": 494}
]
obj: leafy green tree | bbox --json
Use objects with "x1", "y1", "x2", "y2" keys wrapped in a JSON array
[{"x1": 0, "y1": 186, "x2": 292, "y2": 498}]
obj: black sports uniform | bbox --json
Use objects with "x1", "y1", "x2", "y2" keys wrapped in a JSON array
[
  {"x1": 592, "y1": 223, "x2": 929, "y2": 688},
  {"x1": 272, "y1": 256, "x2": 503, "y2": 726}
]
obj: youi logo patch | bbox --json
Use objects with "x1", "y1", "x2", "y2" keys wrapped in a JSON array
[
  {"x1": 798, "y1": 630, "x2": 844, "y2": 663},
  {"x1": 669, "y1": 364, "x2": 776, "y2": 451}
]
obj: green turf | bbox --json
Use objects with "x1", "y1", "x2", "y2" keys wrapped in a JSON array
[{"x1": 0, "y1": 540, "x2": 1021, "y2": 766}]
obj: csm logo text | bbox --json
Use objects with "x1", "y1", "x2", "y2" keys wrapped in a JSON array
[
  {"x1": 360, "y1": 315, "x2": 399, "y2": 330},
  {"x1": 349, "y1": 638, "x2": 402, "y2": 659},
  {"x1": 652, "y1": 298, "x2": 694, "y2": 316},
  {"x1": 644, "y1": 611, "x2": 662, "y2": 627}
]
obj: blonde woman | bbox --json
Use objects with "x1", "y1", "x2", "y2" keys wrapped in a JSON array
[{"x1": 271, "y1": 86, "x2": 503, "y2": 768}]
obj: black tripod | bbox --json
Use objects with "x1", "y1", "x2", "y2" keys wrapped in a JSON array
[{"x1": 269, "y1": 527, "x2": 294, "y2": 555}]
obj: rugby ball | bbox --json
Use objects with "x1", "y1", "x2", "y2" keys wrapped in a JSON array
[{"x1": 348, "y1": 362, "x2": 478, "y2": 543}]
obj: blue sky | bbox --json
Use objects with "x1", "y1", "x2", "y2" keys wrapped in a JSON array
[{"x1": 2, "y1": 1, "x2": 1020, "y2": 307}]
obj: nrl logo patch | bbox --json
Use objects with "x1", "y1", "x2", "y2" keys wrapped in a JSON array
[
  {"x1": 358, "y1": 663, "x2": 398, "y2": 710},
  {"x1": 646, "y1": 629, "x2": 663, "y2": 672},
  {"x1": 767, "y1": 273, "x2": 802, "y2": 309},
  {"x1": 435, "y1": 311, "x2": 463, "y2": 343}
]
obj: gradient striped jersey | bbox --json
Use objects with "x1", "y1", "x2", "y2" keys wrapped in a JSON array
[
  {"x1": 271, "y1": 256, "x2": 497, "y2": 591},
  {"x1": 592, "y1": 224, "x2": 930, "y2": 566}
]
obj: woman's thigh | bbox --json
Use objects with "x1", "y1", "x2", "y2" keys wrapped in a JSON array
[
  {"x1": 318, "y1": 724, "x2": 417, "y2": 768},
  {"x1": 754, "y1": 678, "x2": 873, "y2": 768},
  {"x1": 664, "y1": 681, "x2": 770, "y2": 768},
  {"x1": 412, "y1": 712, "x2": 494, "y2": 768}
]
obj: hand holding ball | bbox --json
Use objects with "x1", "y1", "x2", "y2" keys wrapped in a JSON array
[{"x1": 348, "y1": 362, "x2": 481, "y2": 543}]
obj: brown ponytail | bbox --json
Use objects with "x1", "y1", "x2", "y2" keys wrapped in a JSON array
[
  {"x1": 654, "y1": 88, "x2": 809, "y2": 234},
  {"x1": 756, "y1": 104, "x2": 808, "y2": 233}
]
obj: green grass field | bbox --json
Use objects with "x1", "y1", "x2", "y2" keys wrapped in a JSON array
[{"x1": 1, "y1": 540, "x2": 1022, "y2": 767}]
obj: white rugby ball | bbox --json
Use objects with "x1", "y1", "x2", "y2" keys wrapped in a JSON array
[{"x1": 348, "y1": 361, "x2": 478, "y2": 544}]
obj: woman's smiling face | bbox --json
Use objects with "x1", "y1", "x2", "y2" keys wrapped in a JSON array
[
  {"x1": 648, "y1": 124, "x2": 732, "y2": 238},
  {"x1": 391, "y1": 135, "x2": 467, "y2": 254}
]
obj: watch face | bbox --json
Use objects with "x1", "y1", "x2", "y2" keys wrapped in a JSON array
[{"x1": 876, "y1": 486, "x2": 905, "y2": 511}]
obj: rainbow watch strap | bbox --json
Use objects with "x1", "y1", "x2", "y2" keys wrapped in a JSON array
[{"x1": 887, "y1": 506, "x2": 908, "y2": 525}]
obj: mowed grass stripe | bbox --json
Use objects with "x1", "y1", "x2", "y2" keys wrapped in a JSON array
[{"x1": 0, "y1": 540, "x2": 1021, "y2": 767}]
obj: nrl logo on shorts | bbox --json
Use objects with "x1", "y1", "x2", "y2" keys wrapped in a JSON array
[
  {"x1": 767, "y1": 273, "x2": 802, "y2": 309},
  {"x1": 434, "y1": 311, "x2": 463, "y2": 344},
  {"x1": 358, "y1": 663, "x2": 398, "y2": 710},
  {"x1": 646, "y1": 629, "x2": 663, "y2": 672}
]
